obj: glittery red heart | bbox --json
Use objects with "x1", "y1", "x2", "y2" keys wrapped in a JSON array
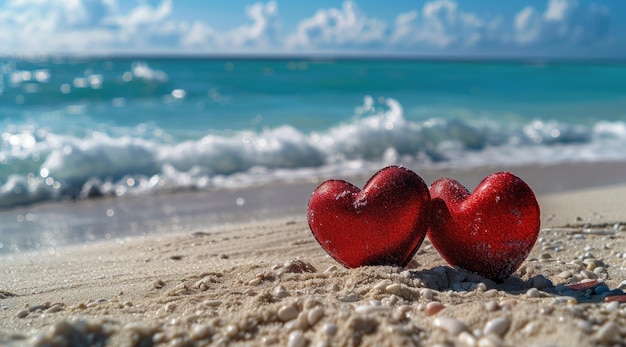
[
  {"x1": 307, "y1": 166, "x2": 430, "y2": 268},
  {"x1": 427, "y1": 172, "x2": 540, "y2": 281}
]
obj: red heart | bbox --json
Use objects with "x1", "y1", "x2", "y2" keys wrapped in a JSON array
[
  {"x1": 307, "y1": 166, "x2": 430, "y2": 268},
  {"x1": 428, "y1": 172, "x2": 540, "y2": 281}
]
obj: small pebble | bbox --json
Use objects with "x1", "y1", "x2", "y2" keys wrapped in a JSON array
[
  {"x1": 604, "y1": 301, "x2": 620, "y2": 311},
  {"x1": 582, "y1": 258, "x2": 596, "y2": 265},
  {"x1": 554, "y1": 296, "x2": 578, "y2": 305},
  {"x1": 426, "y1": 302, "x2": 445, "y2": 316},
  {"x1": 288, "y1": 330, "x2": 306, "y2": 347},
  {"x1": 532, "y1": 275, "x2": 553, "y2": 289},
  {"x1": 322, "y1": 323, "x2": 337, "y2": 336},
  {"x1": 483, "y1": 317, "x2": 510, "y2": 337},
  {"x1": 396, "y1": 305, "x2": 412, "y2": 316},
  {"x1": 190, "y1": 324, "x2": 214, "y2": 340},
  {"x1": 478, "y1": 335, "x2": 504, "y2": 347},
  {"x1": 499, "y1": 299, "x2": 517, "y2": 310},
  {"x1": 296, "y1": 312, "x2": 309, "y2": 330},
  {"x1": 458, "y1": 331, "x2": 477, "y2": 346},
  {"x1": 595, "y1": 322, "x2": 621, "y2": 343},
  {"x1": 593, "y1": 266, "x2": 605, "y2": 275},
  {"x1": 243, "y1": 288, "x2": 257, "y2": 296},
  {"x1": 204, "y1": 299, "x2": 222, "y2": 307},
  {"x1": 28, "y1": 304, "x2": 49, "y2": 312},
  {"x1": 248, "y1": 277, "x2": 262, "y2": 286},
  {"x1": 558, "y1": 270, "x2": 573, "y2": 279},
  {"x1": 275, "y1": 285, "x2": 290, "y2": 298},
  {"x1": 594, "y1": 285, "x2": 610, "y2": 295},
  {"x1": 523, "y1": 321, "x2": 540, "y2": 335},
  {"x1": 338, "y1": 294, "x2": 359, "y2": 302},
  {"x1": 433, "y1": 317, "x2": 468, "y2": 335},
  {"x1": 307, "y1": 307, "x2": 324, "y2": 326},
  {"x1": 262, "y1": 336, "x2": 279, "y2": 345},
  {"x1": 420, "y1": 288, "x2": 434, "y2": 301},
  {"x1": 526, "y1": 288, "x2": 541, "y2": 298},
  {"x1": 224, "y1": 324, "x2": 238, "y2": 338},
  {"x1": 485, "y1": 301, "x2": 499, "y2": 312},
  {"x1": 570, "y1": 259, "x2": 583, "y2": 266},
  {"x1": 579, "y1": 270, "x2": 597, "y2": 280},
  {"x1": 483, "y1": 289, "x2": 498, "y2": 296},
  {"x1": 278, "y1": 303, "x2": 299, "y2": 322},
  {"x1": 385, "y1": 283, "x2": 416, "y2": 300},
  {"x1": 385, "y1": 283, "x2": 402, "y2": 293},
  {"x1": 16, "y1": 310, "x2": 28, "y2": 319},
  {"x1": 45, "y1": 305, "x2": 64, "y2": 313},
  {"x1": 374, "y1": 280, "x2": 391, "y2": 291}
]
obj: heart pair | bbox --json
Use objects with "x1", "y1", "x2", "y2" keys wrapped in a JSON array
[{"x1": 307, "y1": 166, "x2": 541, "y2": 281}]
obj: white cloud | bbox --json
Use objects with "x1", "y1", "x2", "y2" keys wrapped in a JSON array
[
  {"x1": 514, "y1": 0, "x2": 610, "y2": 46},
  {"x1": 180, "y1": 1, "x2": 279, "y2": 50},
  {"x1": 180, "y1": 21, "x2": 219, "y2": 48},
  {"x1": 515, "y1": 7, "x2": 542, "y2": 44},
  {"x1": 285, "y1": 0, "x2": 499, "y2": 52},
  {"x1": 0, "y1": 0, "x2": 280, "y2": 53},
  {"x1": 102, "y1": 0, "x2": 187, "y2": 49},
  {"x1": 391, "y1": 0, "x2": 489, "y2": 48},
  {"x1": 106, "y1": 0, "x2": 172, "y2": 29},
  {"x1": 6, "y1": 0, "x2": 116, "y2": 27},
  {"x1": 0, "y1": 0, "x2": 121, "y2": 52},
  {"x1": 235, "y1": 1, "x2": 278, "y2": 46},
  {"x1": 285, "y1": 1, "x2": 387, "y2": 49},
  {"x1": 0, "y1": 0, "x2": 617, "y2": 56}
]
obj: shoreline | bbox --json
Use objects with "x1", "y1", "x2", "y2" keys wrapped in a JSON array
[
  {"x1": 2, "y1": 160, "x2": 626, "y2": 255},
  {"x1": 1, "y1": 162, "x2": 626, "y2": 345}
]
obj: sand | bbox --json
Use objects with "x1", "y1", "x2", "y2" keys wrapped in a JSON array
[{"x1": 2, "y1": 166, "x2": 626, "y2": 346}]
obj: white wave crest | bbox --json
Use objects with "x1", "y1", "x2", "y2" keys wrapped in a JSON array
[{"x1": 1, "y1": 96, "x2": 626, "y2": 207}]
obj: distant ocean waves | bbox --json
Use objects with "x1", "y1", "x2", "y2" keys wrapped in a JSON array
[{"x1": 1, "y1": 97, "x2": 626, "y2": 208}]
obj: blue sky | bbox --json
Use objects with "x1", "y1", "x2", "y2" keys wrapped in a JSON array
[{"x1": 1, "y1": 0, "x2": 624, "y2": 58}]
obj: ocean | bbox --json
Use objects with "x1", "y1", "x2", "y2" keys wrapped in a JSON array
[{"x1": 1, "y1": 56, "x2": 626, "y2": 252}]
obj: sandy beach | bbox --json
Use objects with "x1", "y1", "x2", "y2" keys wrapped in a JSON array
[{"x1": 2, "y1": 163, "x2": 626, "y2": 346}]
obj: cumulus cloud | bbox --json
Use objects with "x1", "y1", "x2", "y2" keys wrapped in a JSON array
[
  {"x1": 181, "y1": 1, "x2": 279, "y2": 50},
  {"x1": 514, "y1": 0, "x2": 610, "y2": 46},
  {"x1": 285, "y1": 1, "x2": 387, "y2": 49},
  {"x1": 0, "y1": 0, "x2": 617, "y2": 56},
  {"x1": 284, "y1": 0, "x2": 612, "y2": 55},
  {"x1": 0, "y1": 0, "x2": 279, "y2": 54},
  {"x1": 390, "y1": 0, "x2": 490, "y2": 48},
  {"x1": 0, "y1": 0, "x2": 174, "y2": 53}
]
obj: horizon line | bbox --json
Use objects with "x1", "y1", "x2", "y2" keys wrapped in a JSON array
[{"x1": 2, "y1": 52, "x2": 626, "y2": 64}]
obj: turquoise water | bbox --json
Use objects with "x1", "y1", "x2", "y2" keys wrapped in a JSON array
[{"x1": 1, "y1": 56, "x2": 626, "y2": 207}]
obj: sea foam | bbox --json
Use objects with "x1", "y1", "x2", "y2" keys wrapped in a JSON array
[{"x1": 0, "y1": 96, "x2": 625, "y2": 208}]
